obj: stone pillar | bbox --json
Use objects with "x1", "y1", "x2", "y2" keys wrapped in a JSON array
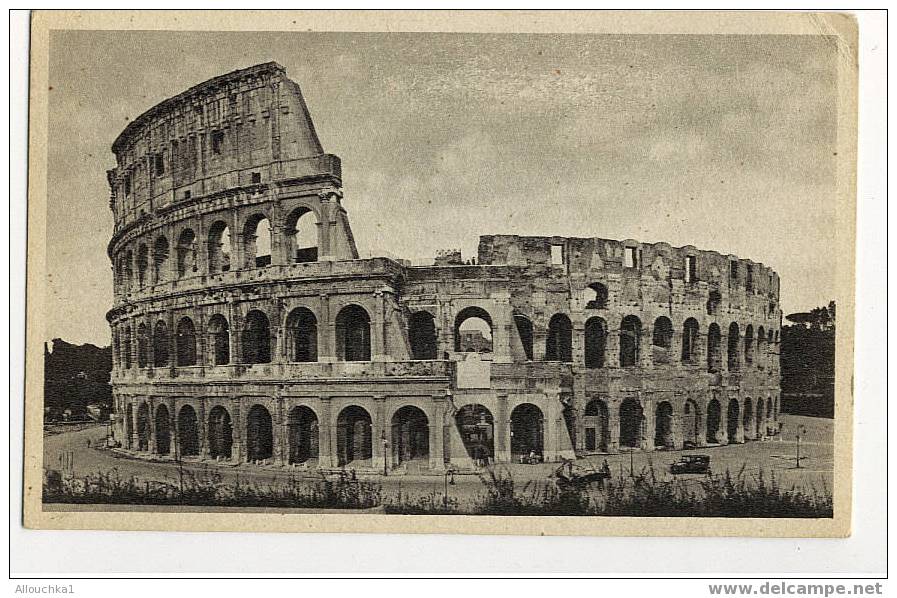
[
  {"x1": 533, "y1": 325, "x2": 548, "y2": 361},
  {"x1": 571, "y1": 321, "x2": 585, "y2": 368},
  {"x1": 495, "y1": 394, "x2": 510, "y2": 463},
  {"x1": 272, "y1": 299, "x2": 284, "y2": 364},
  {"x1": 642, "y1": 398, "x2": 654, "y2": 451},
  {"x1": 608, "y1": 402, "x2": 620, "y2": 453},
  {"x1": 274, "y1": 397, "x2": 286, "y2": 465},
  {"x1": 317, "y1": 195, "x2": 333, "y2": 260},
  {"x1": 199, "y1": 398, "x2": 209, "y2": 459},
  {"x1": 167, "y1": 310, "x2": 176, "y2": 373},
  {"x1": 168, "y1": 399, "x2": 179, "y2": 457},
  {"x1": 429, "y1": 395, "x2": 446, "y2": 471},
  {"x1": 371, "y1": 291, "x2": 387, "y2": 362},
  {"x1": 544, "y1": 392, "x2": 559, "y2": 462},
  {"x1": 372, "y1": 396, "x2": 387, "y2": 472},
  {"x1": 317, "y1": 397, "x2": 334, "y2": 468},
  {"x1": 606, "y1": 331, "x2": 621, "y2": 368},
  {"x1": 228, "y1": 302, "x2": 241, "y2": 364},
  {"x1": 130, "y1": 400, "x2": 140, "y2": 450},
  {"x1": 231, "y1": 399, "x2": 243, "y2": 463},
  {"x1": 148, "y1": 400, "x2": 157, "y2": 454},
  {"x1": 319, "y1": 294, "x2": 335, "y2": 362}
]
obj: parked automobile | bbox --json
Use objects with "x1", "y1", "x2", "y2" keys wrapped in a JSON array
[{"x1": 670, "y1": 454, "x2": 711, "y2": 474}]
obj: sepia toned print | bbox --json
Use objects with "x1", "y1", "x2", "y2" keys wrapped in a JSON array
[{"x1": 24, "y1": 11, "x2": 857, "y2": 536}]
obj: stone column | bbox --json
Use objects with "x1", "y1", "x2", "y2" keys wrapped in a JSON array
[
  {"x1": 130, "y1": 399, "x2": 140, "y2": 450},
  {"x1": 228, "y1": 302, "x2": 241, "y2": 364},
  {"x1": 199, "y1": 398, "x2": 209, "y2": 459},
  {"x1": 571, "y1": 321, "x2": 585, "y2": 368},
  {"x1": 168, "y1": 398, "x2": 179, "y2": 457},
  {"x1": 429, "y1": 395, "x2": 446, "y2": 471},
  {"x1": 317, "y1": 397, "x2": 334, "y2": 468},
  {"x1": 642, "y1": 397, "x2": 654, "y2": 451},
  {"x1": 167, "y1": 310, "x2": 176, "y2": 374},
  {"x1": 544, "y1": 392, "x2": 559, "y2": 462},
  {"x1": 371, "y1": 291, "x2": 387, "y2": 362},
  {"x1": 606, "y1": 331, "x2": 621, "y2": 368},
  {"x1": 608, "y1": 402, "x2": 620, "y2": 453},
  {"x1": 274, "y1": 397, "x2": 286, "y2": 465},
  {"x1": 272, "y1": 299, "x2": 284, "y2": 364},
  {"x1": 495, "y1": 394, "x2": 510, "y2": 463},
  {"x1": 148, "y1": 400, "x2": 157, "y2": 454},
  {"x1": 231, "y1": 399, "x2": 243, "y2": 463},
  {"x1": 319, "y1": 294, "x2": 335, "y2": 362},
  {"x1": 372, "y1": 396, "x2": 387, "y2": 472}
]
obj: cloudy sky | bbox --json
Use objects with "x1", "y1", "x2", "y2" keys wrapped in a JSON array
[{"x1": 47, "y1": 31, "x2": 839, "y2": 346}]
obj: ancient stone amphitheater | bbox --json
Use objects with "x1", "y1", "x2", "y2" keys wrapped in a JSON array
[{"x1": 107, "y1": 62, "x2": 782, "y2": 472}]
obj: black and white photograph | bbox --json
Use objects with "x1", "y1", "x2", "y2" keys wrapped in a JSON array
[{"x1": 20, "y1": 10, "x2": 861, "y2": 543}]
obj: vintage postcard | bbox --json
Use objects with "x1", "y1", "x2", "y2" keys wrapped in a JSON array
[{"x1": 23, "y1": 10, "x2": 857, "y2": 536}]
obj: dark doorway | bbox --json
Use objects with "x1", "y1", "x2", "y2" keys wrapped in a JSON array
[
  {"x1": 455, "y1": 404, "x2": 494, "y2": 465},
  {"x1": 286, "y1": 308, "x2": 318, "y2": 362},
  {"x1": 246, "y1": 404, "x2": 274, "y2": 462},
  {"x1": 584, "y1": 399, "x2": 609, "y2": 452},
  {"x1": 706, "y1": 399, "x2": 722, "y2": 444},
  {"x1": 584, "y1": 317, "x2": 607, "y2": 369},
  {"x1": 654, "y1": 401, "x2": 674, "y2": 448},
  {"x1": 619, "y1": 398, "x2": 643, "y2": 449},
  {"x1": 683, "y1": 400, "x2": 700, "y2": 446},
  {"x1": 391, "y1": 406, "x2": 430, "y2": 466},
  {"x1": 136, "y1": 402, "x2": 150, "y2": 451},
  {"x1": 546, "y1": 314, "x2": 573, "y2": 362},
  {"x1": 208, "y1": 405, "x2": 233, "y2": 459},
  {"x1": 287, "y1": 406, "x2": 319, "y2": 464},
  {"x1": 208, "y1": 314, "x2": 230, "y2": 365},
  {"x1": 242, "y1": 310, "x2": 271, "y2": 364},
  {"x1": 514, "y1": 314, "x2": 534, "y2": 361},
  {"x1": 510, "y1": 403, "x2": 544, "y2": 458},
  {"x1": 408, "y1": 311, "x2": 437, "y2": 360},
  {"x1": 337, "y1": 405, "x2": 372, "y2": 466},
  {"x1": 727, "y1": 399, "x2": 740, "y2": 444},
  {"x1": 620, "y1": 316, "x2": 642, "y2": 367},
  {"x1": 177, "y1": 405, "x2": 199, "y2": 456},
  {"x1": 336, "y1": 305, "x2": 371, "y2": 362},
  {"x1": 154, "y1": 404, "x2": 171, "y2": 455}
]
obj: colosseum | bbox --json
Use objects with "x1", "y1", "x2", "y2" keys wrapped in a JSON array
[{"x1": 106, "y1": 62, "x2": 782, "y2": 473}]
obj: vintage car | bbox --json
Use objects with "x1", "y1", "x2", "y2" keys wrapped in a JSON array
[
  {"x1": 552, "y1": 460, "x2": 612, "y2": 490},
  {"x1": 670, "y1": 454, "x2": 711, "y2": 474}
]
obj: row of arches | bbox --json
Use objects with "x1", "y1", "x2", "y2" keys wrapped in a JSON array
[
  {"x1": 580, "y1": 396, "x2": 779, "y2": 453},
  {"x1": 115, "y1": 305, "x2": 371, "y2": 368},
  {"x1": 115, "y1": 207, "x2": 319, "y2": 291},
  {"x1": 125, "y1": 401, "x2": 437, "y2": 468}
]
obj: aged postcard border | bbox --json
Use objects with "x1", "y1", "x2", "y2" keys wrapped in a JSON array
[{"x1": 22, "y1": 9, "x2": 857, "y2": 537}]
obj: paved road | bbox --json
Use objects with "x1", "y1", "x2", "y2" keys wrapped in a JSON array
[{"x1": 44, "y1": 414, "x2": 833, "y2": 506}]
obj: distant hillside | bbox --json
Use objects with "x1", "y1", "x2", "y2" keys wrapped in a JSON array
[{"x1": 44, "y1": 339, "x2": 112, "y2": 421}]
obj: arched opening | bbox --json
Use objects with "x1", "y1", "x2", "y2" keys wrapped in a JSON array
[
  {"x1": 153, "y1": 321, "x2": 169, "y2": 367},
  {"x1": 727, "y1": 399, "x2": 740, "y2": 444},
  {"x1": 744, "y1": 324, "x2": 754, "y2": 365},
  {"x1": 514, "y1": 313, "x2": 534, "y2": 361},
  {"x1": 681, "y1": 318, "x2": 700, "y2": 364},
  {"x1": 654, "y1": 401, "x2": 674, "y2": 449},
  {"x1": 585, "y1": 282, "x2": 608, "y2": 309},
  {"x1": 125, "y1": 403, "x2": 134, "y2": 449},
  {"x1": 207, "y1": 314, "x2": 230, "y2": 365},
  {"x1": 454, "y1": 307, "x2": 493, "y2": 353},
  {"x1": 177, "y1": 405, "x2": 199, "y2": 456},
  {"x1": 707, "y1": 323, "x2": 722, "y2": 372},
  {"x1": 122, "y1": 326, "x2": 132, "y2": 369},
  {"x1": 583, "y1": 399, "x2": 609, "y2": 452},
  {"x1": 176, "y1": 228, "x2": 197, "y2": 278},
  {"x1": 246, "y1": 404, "x2": 274, "y2": 462},
  {"x1": 208, "y1": 405, "x2": 233, "y2": 460},
  {"x1": 286, "y1": 307, "x2": 318, "y2": 362},
  {"x1": 546, "y1": 313, "x2": 573, "y2": 362},
  {"x1": 136, "y1": 244, "x2": 149, "y2": 287},
  {"x1": 391, "y1": 405, "x2": 429, "y2": 467},
  {"x1": 756, "y1": 397, "x2": 765, "y2": 438},
  {"x1": 652, "y1": 316, "x2": 674, "y2": 365},
  {"x1": 244, "y1": 215, "x2": 272, "y2": 268},
  {"x1": 175, "y1": 317, "x2": 196, "y2": 366},
  {"x1": 584, "y1": 317, "x2": 607, "y2": 369},
  {"x1": 742, "y1": 397, "x2": 754, "y2": 441},
  {"x1": 510, "y1": 403, "x2": 544, "y2": 459},
  {"x1": 137, "y1": 323, "x2": 148, "y2": 368},
  {"x1": 287, "y1": 406, "x2": 318, "y2": 465},
  {"x1": 757, "y1": 326, "x2": 767, "y2": 367},
  {"x1": 207, "y1": 221, "x2": 232, "y2": 273},
  {"x1": 336, "y1": 405, "x2": 372, "y2": 467},
  {"x1": 620, "y1": 315, "x2": 642, "y2": 367},
  {"x1": 408, "y1": 311, "x2": 437, "y2": 360},
  {"x1": 153, "y1": 236, "x2": 170, "y2": 283},
  {"x1": 727, "y1": 322, "x2": 741, "y2": 371},
  {"x1": 619, "y1": 398, "x2": 644, "y2": 449},
  {"x1": 123, "y1": 250, "x2": 133, "y2": 291},
  {"x1": 285, "y1": 207, "x2": 319, "y2": 263},
  {"x1": 242, "y1": 310, "x2": 271, "y2": 364},
  {"x1": 335, "y1": 305, "x2": 371, "y2": 362},
  {"x1": 683, "y1": 400, "x2": 701, "y2": 446},
  {"x1": 455, "y1": 404, "x2": 494, "y2": 465},
  {"x1": 706, "y1": 289, "x2": 722, "y2": 315},
  {"x1": 766, "y1": 397, "x2": 773, "y2": 434},
  {"x1": 154, "y1": 404, "x2": 171, "y2": 455},
  {"x1": 136, "y1": 402, "x2": 150, "y2": 451},
  {"x1": 706, "y1": 399, "x2": 722, "y2": 444}
]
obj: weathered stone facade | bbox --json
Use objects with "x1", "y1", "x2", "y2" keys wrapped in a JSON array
[{"x1": 107, "y1": 62, "x2": 782, "y2": 473}]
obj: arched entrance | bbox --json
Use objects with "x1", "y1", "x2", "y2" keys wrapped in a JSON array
[
  {"x1": 454, "y1": 307, "x2": 493, "y2": 353},
  {"x1": 177, "y1": 405, "x2": 199, "y2": 456},
  {"x1": 727, "y1": 399, "x2": 740, "y2": 444},
  {"x1": 510, "y1": 403, "x2": 544, "y2": 459},
  {"x1": 742, "y1": 397, "x2": 754, "y2": 441},
  {"x1": 583, "y1": 399, "x2": 609, "y2": 452},
  {"x1": 335, "y1": 305, "x2": 371, "y2": 362},
  {"x1": 208, "y1": 314, "x2": 230, "y2": 365},
  {"x1": 154, "y1": 404, "x2": 171, "y2": 455},
  {"x1": 706, "y1": 399, "x2": 721, "y2": 444},
  {"x1": 546, "y1": 314, "x2": 573, "y2": 362},
  {"x1": 336, "y1": 405, "x2": 372, "y2": 467},
  {"x1": 455, "y1": 404, "x2": 494, "y2": 465},
  {"x1": 208, "y1": 405, "x2": 233, "y2": 460},
  {"x1": 408, "y1": 311, "x2": 437, "y2": 360},
  {"x1": 619, "y1": 398, "x2": 644, "y2": 449},
  {"x1": 136, "y1": 402, "x2": 150, "y2": 451},
  {"x1": 242, "y1": 310, "x2": 271, "y2": 364},
  {"x1": 391, "y1": 406, "x2": 429, "y2": 467},
  {"x1": 756, "y1": 398, "x2": 765, "y2": 438},
  {"x1": 683, "y1": 400, "x2": 701, "y2": 446},
  {"x1": 286, "y1": 307, "x2": 318, "y2": 362},
  {"x1": 584, "y1": 317, "x2": 607, "y2": 369},
  {"x1": 619, "y1": 316, "x2": 642, "y2": 367},
  {"x1": 654, "y1": 401, "x2": 674, "y2": 449},
  {"x1": 246, "y1": 404, "x2": 274, "y2": 463},
  {"x1": 287, "y1": 406, "x2": 319, "y2": 465}
]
